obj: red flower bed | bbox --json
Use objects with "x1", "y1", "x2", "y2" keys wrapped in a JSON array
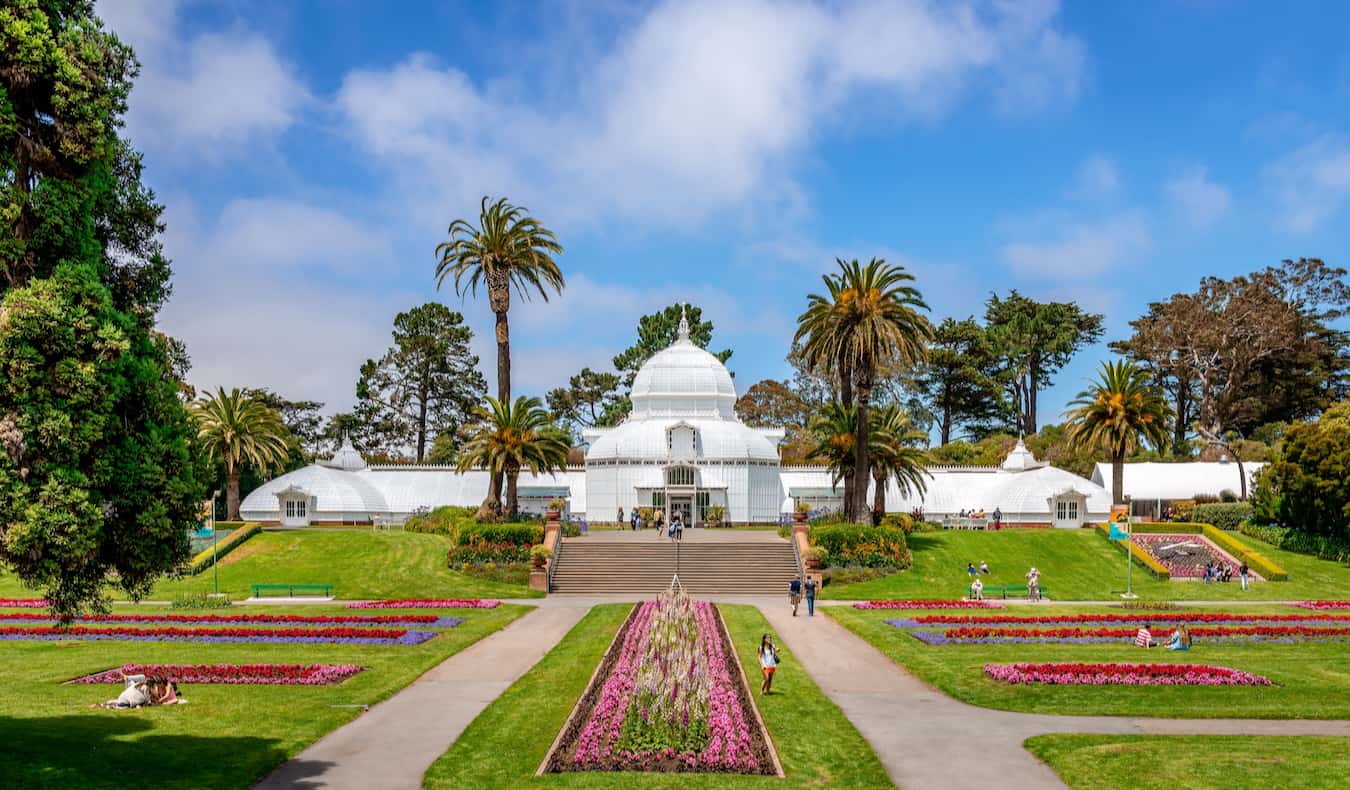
[
  {"x1": 0, "y1": 612, "x2": 440, "y2": 625},
  {"x1": 1295, "y1": 601, "x2": 1350, "y2": 610},
  {"x1": 0, "y1": 598, "x2": 48, "y2": 608},
  {"x1": 346, "y1": 599, "x2": 501, "y2": 609},
  {"x1": 985, "y1": 662, "x2": 1271, "y2": 686},
  {"x1": 72, "y1": 663, "x2": 365, "y2": 685},
  {"x1": 0, "y1": 624, "x2": 433, "y2": 645},
  {"x1": 853, "y1": 600, "x2": 1005, "y2": 610},
  {"x1": 948, "y1": 625, "x2": 1349, "y2": 639}
]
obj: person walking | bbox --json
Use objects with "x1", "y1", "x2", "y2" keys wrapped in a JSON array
[
  {"x1": 804, "y1": 576, "x2": 818, "y2": 616},
  {"x1": 654, "y1": 507, "x2": 665, "y2": 534},
  {"x1": 1025, "y1": 566, "x2": 1041, "y2": 601},
  {"x1": 788, "y1": 575, "x2": 803, "y2": 616},
  {"x1": 618, "y1": 507, "x2": 625, "y2": 527},
  {"x1": 993, "y1": 507, "x2": 1003, "y2": 530},
  {"x1": 1239, "y1": 562, "x2": 1250, "y2": 591},
  {"x1": 757, "y1": 635, "x2": 779, "y2": 695},
  {"x1": 970, "y1": 576, "x2": 984, "y2": 601}
]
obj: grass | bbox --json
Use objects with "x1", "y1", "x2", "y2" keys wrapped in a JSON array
[
  {"x1": 0, "y1": 530, "x2": 542, "y2": 601},
  {"x1": 1024, "y1": 734, "x2": 1350, "y2": 790},
  {"x1": 423, "y1": 603, "x2": 894, "y2": 788},
  {"x1": 0, "y1": 602, "x2": 530, "y2": 789},
  {"x1": 820, "y1": 528, "x2": 1350, "y2": 601},
  {"x1": 827, "y1": 605, "x2": 1350, "y2": 719}
]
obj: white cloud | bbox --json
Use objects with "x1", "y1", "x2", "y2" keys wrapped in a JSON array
[
  {"x1": 1165, "y1": 167, "x2": 1231, "y2": 230},
  {"x1": 335, "y1": 0, "x2": 1085, "y2": 230},
  {"x1": 1000, "y1": 212, "x2": 1151, "y2": 279},
  {"x1": 1070, "y1": 154, "x2": 1121, "y2": 198},
  {"x1": 97, "y1": 0, "x2": 309, "y2": 156},
  {"x1": 1264, "y1": 135, "x2": 1350, "y2": 233}
]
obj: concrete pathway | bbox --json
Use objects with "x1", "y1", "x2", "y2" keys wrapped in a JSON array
[
  {"x1": 254, "y1": 603, "x2": 588, "y2": 790},
  {"x1": 759, "y1": 605, "x2": 1350, "y2": 790}
]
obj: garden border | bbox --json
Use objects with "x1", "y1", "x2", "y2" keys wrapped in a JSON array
[{"x1": 719, "y1": 603, "x2": 784, "y2": 778}]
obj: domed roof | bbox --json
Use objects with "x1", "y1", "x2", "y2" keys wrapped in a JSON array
[
  {"x1": 629, "y1": 307, "x2": 737, "y2": 419},
  {"x1": 586, "y1": 417, "x2": 780, "y2": 462},
  {"x1": 239, "y1": 464, "x2": 389, "y2": 517},
  {"x1": 319, "y1": 437, "x2": 368, "y2": 471}
]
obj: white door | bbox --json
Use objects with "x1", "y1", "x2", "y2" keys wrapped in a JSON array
[
  {"x1": 1053, "y1": 498, "x2": 1080, "y2": 529},
  {"x1": 282, "y1": 498, "x2": 310, "y2": 527}
]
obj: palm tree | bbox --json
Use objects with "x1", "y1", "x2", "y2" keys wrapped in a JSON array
[
  {"x1": 868, "y1": 404, "x2": 930, "y2": 518},
  {"x1": 805, "y1": 401, "x2": 858, "y2": 497},
  {"x1": 795, "y1": 258, "x2": 930, "y2": 522},
  {"x1": 435, "y1": 196, "x2": 564, "y2": 515},
  {"x1": 190, "y1": 387, "x2": 291, "y2": 520},
  {"x1": 1064, "y1": 360, "x2": 1172, "y2": 505},
  {"x1": 456, "y1": 396, "x2": 570, "y2": 517}
]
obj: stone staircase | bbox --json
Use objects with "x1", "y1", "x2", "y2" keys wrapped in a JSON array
[{"x1": 549, "y1": 538, "x2": 800, "y2": 595}]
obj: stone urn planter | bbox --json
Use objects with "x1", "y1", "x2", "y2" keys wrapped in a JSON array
[
  {"x1": 803, "y1": 548, "x2": 823, "y2": 572},
  {"x1": 793, "y1": 510, "x2": 808, "y2": 524},
  {"x1": 530, "y1": 544, "x2": 552, "y2": 569}
]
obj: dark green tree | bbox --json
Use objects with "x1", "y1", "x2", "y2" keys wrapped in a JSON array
[
  {"x1": 354, "y1": 303, "x2": 486, "y2": 462},
  {"x1": 0, "y1": 1, "x2": 207, "y2": 617},
  {"x1": 613, "y1": 303, "x2": 731, "y2": 387},
  {"x1": 546, "y1": 367, "x2": 623, "y2": 432},
  {"x1": 985, "y1": 291, "x2": 1104, "y2": 436},
  {"x1": 1261, "y1": 401, "x2": 1350, "y2": 543},
  {"x1": 915, "y1": 317, "x2": 1005, "y2": 444}
]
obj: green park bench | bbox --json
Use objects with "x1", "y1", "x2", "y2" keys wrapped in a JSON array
[
  {"x1": 972, "y1": 584, "x2": 1049, "y2": 600},
  {"x1": 250, "y1": 583, "x2": 334, "y2": 598}
]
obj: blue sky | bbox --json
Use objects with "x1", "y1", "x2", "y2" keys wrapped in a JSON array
[{"x1": 99, "y1": 0, "x2": 1350, "y2": 430}]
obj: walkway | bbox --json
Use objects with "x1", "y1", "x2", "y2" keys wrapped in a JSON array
[
  {"x1": 254, "y1": 603, "x2": 589, "y2": 790},
  {"x1": 759, "y1": 605, "x2": 1350, "y2": 790}
]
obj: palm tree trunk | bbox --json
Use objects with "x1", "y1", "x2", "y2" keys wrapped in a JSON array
[
  {"x1": 872, "y1": 469, "x2": 886, "y2": 520},
  {"x1": 227, "y1": 472, "x2": 241, "y2": 521},
  {"x1": 839, "y1": 360, "x2": 855, "y2": 520},
  {"x1": 415, "y1": 392, "x2": 428, "y2": 463},
  {"x1": 1112, "y1": 450, "x2": 1125, "y2": 506},
  {"x1": 506, "y1": 470, "x2": 519, "y2": 516},
  {"x1": 491, "y1": 284, "x2": 511, "y2": 508},
  {"x1": 853, "y1": 389, "x2": 872, "y2": 524}
]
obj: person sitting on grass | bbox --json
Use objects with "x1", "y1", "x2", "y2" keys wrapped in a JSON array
[
  {"x1": 99, "y1": 674, "x2": 151, "y2": 709},
  {"x1": 1165, "y1": 624, "x2": 1192, "y2": 651},
  {"x1": 1134, "y1": 623, "x2": 1158, "y2": 648}
]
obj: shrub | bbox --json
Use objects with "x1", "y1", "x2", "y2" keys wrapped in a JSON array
[
  {"x1": 560, "y1": 521, "x2": 581, "y2": 538},
  {"x1": 821, "y1": 566, "x2": 894, "y2": 588},
  {"x1": 1170, "y1": 500, "x2": 1196, "y2": 522},
  {"x1": 809, "y1": 523, "x2": 911, "y2": 569},
  {"x1": 170, "y1": 592, "x2": 233, "y2": 609},
  {"x1": 530, "y1": 544, "x2": 553, "y2": 565},
  {"x1": 1219, "y1": 489, "x2": 1239, "y2": 503},
  {"x1": 1191, "y1": 494, "x2": 1221, "y2": 505},
  {"x1": 404, "y1": 506, "x2": 477, "y2": 538},
  {"x1": 447, "y1": 539, "x2": 531, "y2": 565},
  {"x1": 188, "y1": 523, "x2": 262, "y2": 574},
  {"x1": 912, "y1": 520, "x2": 942, "y2": 533},
  {"x1": 455, "y1": 561, "x2": 531, "y2": 586},
  {"x1": 1264, "y1": 401, "x2": 1350, "y2": 544},
  {"x1": 455, "y1": 522, "x2": 543, "y2": 546},
  {"x1": 880, "y1": 513, "x2": 914, "y2": 533},
  {"x1": 1191, "y1": 503, "x2": 1253, "y2": 531},
  {"x1": 704, "y1": 505, "x2": 726, "y2": 525}
]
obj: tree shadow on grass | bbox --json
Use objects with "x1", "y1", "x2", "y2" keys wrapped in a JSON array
[{"x1": 0, "y1": 714, "x2": 332, "y2": 790}]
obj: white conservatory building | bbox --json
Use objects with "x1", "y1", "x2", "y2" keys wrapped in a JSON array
[{"x1": 240, "y1": 311, "x2": 1117, "y2": 529}]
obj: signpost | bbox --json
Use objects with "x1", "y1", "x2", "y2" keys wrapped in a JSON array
[
  {"x1": 1108, "y1": 505, "x2": 1136, "y2": 598},
  {"x1": 210, "y1": 490, "x2": 221, "y2": 597}
]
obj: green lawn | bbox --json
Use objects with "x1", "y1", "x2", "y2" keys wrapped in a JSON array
[
  {"x1": 423, "y1": 604, "x2": 894, "y2": 788},
  {"x1": 821, "y1": 528, "x2": 1350, "y2": 601},
  {"x1": 828, "y1": 606, "x2": 1350, "y2": 719},
  {"x1": 0, "y1": 602, "x2": 530, "y2": 789},
  {"x1": 0, "y1": 530, "x2": 542, "y2": 601},
  {"x1": 1024, "y1": 734, "x2": 1350, "y2": 790}
]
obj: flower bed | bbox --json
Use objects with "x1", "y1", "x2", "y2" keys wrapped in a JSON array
[
  {"x1": 72, "y1": 663, "x2": 366, "y2": 685},
  {"x1": 887, "y1": 613, "x2": 1350, "y2": 628},
  {"x1": 0, "y1": 599, "x2": 48, "y2": 608},
  {"x1": 346, "y1": 599, "x2": 501, "y2": 609},
  {"x1": 545, "y1": 591, "x2": 775, "y2": 775},
  {"x1": 0, "y1": 624, "x2": 445, "y2": 645},
  {"x1": 447, "y1": 540, "x2": 531, "y2": 565},
  {"x1": 984, "y1": 662, "x2": 1271, "y2": 686},
  {"x1": 853, "y1": 600, "x2": 1005, "y2": 610},
  {"x1": 1295, "y1": 601, "x2": 1350, "y2": 610},
  {"x1": 905, "y1": 624, "x2": 1350, "y2": 645},
  {"x1": 1129, "y1": 533, "x2": 1247, "y2": 579},
  {"x1": 0, "y1": 612, "x2": 462, "y2": 627}
]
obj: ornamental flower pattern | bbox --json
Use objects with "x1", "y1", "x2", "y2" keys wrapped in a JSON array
[
  {"x1": 853, "y1": 600, "x2": 1005, "y2": 610},
  {"x1": 984, "y1": 662, "x2": 1271, "y2": 686},
  {"x1": 1295, "y1": 601, "x2": 1350, "y2": 610},
  {"x1": 73, "y1": 663, "x2": 366, "y2": 685},
  {"x1": 0, "y1": 612, "x2": 462, "y2": 627},
  {"x1": 0, "y1": 624, "x2": 447, "y2": 645},
  {"x1": 903, "y1": 624, "x2": 1350, "y2": 645},
  {"x1": 346, "y1": 599, "x2": 501, "y2": 609},
  {"x1": 0, "y1": 599, "x2": 48, "y2": 608},
  {"x1": 887, "y1": 613, "x2": 1350, "y2": 628}
]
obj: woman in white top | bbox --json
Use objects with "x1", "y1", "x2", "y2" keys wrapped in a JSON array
[{"x1": 757, "y1": 634, "x2": 778, "y2": 695}]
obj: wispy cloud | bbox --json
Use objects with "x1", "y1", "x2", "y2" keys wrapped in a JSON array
[
  {"x1": 1069, "y1": 154, "x2": 1121, "y2": 198},
  {"x1": 1000, "y1": 211, "x2": 1151, "y2": 279},
  {"x1": 1164, "y1": 166, "x2": 1231, "y2": 230},
  {"x1": 1264, "y1": 135, "x2": 1350, "y2": 233}
]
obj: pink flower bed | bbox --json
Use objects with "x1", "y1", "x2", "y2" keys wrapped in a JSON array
[
  {"x1": 853, "y1": 599, "x2": 1005, "y2": 610},
  {"x1": 549, "y1": 592, "x2": 773, "y2": 775},
  {"x1": 0, "y1": 599, "x2": 48, "y2": 608},
  {"x1": 1295, "y1": 601, "x2": 1350, "y2": 610},
  {"x1": 346, "y1": 598, "x2": 500, "y2": 609},
  {"x1": 72, "y1": 663, "x2": 365, "y2": 685},
  {"x1": 1130, "y1": 533, "x2": 1247, "y2": 579},
  {"x1": 984, "y1": 662, "x2": 1271, "y2": 686}
]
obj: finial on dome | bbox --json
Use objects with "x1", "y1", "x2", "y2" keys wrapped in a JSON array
[{"x1": 677, "y1": 304, "x2": 690, "y2": 341}]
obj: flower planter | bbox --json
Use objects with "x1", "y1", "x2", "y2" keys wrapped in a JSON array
[{"x1": 793, "y1": 512, "x2": 807, "y2": 524}]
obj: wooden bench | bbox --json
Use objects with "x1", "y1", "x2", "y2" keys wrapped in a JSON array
[
  {"x1": 250, "y1": 583, "x2": 333, "y2": 598},
  {"x1": 972, "y1": 585, "x2": 1049, "y2": 600}
]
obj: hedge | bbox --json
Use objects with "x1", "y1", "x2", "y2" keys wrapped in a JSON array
[
  {"x1": 1190, "y1": 503, "x2": 1252, "y2": 531},
  {"x1": 1240, "y1": 523, "x2": 1350, "y2": 564},
  {"x1": 455, "y1": 522, "x2": 543, "y2": 546},
  {"x1": 404, "y1": 506, "x2": 478, "y2": 539},
  {"x1": 188, "y1": 523, "x2": 261, "y2": 574},
  {"x1": 1094, "y1": 523, "x2": 1170, "y2": 579},
  {"x1": 1116, "y1": 522, "x2": 1288, "y2": 581},
  {"x1": 809, "y1": 523, "x2": 911, "y2": 569}
]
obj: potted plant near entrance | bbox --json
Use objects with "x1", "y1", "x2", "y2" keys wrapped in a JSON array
[
  {"x1": 531, "y1": 544, "x2": 552, "y2": 569},
  {"x1": 705, "y1": 505, "x2": 726, "y2": 527},
  {"x1": 638, "y1": 507, "x2": 653, "y2": 529},
  {"x1": 546, "y1": 497, "x2": 566, "y2": 520},
  {"x1": 794, "y1": 501, "x2": 811, "y2": 523},
  {"x1": 802, "y1": 546, "x2": 824, "y2": 571}
]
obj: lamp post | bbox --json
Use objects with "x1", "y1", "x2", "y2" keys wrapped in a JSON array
[{"x1": 211, "y1": 489, "x2": 221, "y2": 597}]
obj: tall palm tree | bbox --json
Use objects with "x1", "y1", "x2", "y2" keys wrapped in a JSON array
[
  {"x1": 435, "y1": 197, "x2": 564, "y2": 515},
  {"x1": 1064, "y1": 360, "x2": 1172, "y2": 505},
  {"x1": 456, "y1": 396, "x2": 570, "y2": 517},
  {"x1": 868, "y1": 404, "x2": 930, "y2": 518},
  {"x1": 190, "y1": 387, "x2": 291, "y2": 520},
  {"x1": 795, "y1": 258, "x2": 930, "y2": 522},
  {"x1": 805, "y1": 401, "x2": 859, "y2": 496}
]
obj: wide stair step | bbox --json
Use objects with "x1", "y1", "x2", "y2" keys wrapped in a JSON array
[{"x1": 549, "y1": 540, "x2": 800, "y2": 595}]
